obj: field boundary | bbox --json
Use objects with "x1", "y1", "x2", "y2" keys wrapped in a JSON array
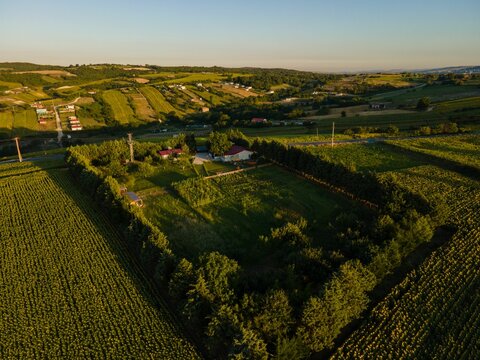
[{"x1": 203, "y1": 163, "x2": 272, "y2": 179}]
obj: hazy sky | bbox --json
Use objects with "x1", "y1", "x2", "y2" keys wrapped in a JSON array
[{"x1": 1, "y1": 0, "x2": 479, "y2": 71}]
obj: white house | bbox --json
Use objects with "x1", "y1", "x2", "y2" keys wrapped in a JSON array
[
  {"x1": 220, "y1": 145, "x2": 253, "y2": 162},
  {"x1": 36, "y1": 108, "x2": 48, "y2": 115}
]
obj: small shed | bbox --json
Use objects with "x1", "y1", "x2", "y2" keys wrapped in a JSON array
[{"x1": 125, "y1": 192, "x2": 143, "y2": 207}]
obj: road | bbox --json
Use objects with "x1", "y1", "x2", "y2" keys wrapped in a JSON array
[{"x1": 53, "y1": 105, "x2": 64, "y2": 144}]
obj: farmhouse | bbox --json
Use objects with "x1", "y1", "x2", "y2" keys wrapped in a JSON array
[
  {"x1": 251, "y1": 117, "x2": 267, "y2": 124},
  {"x1": 158, "y1": 148, "x2": 183, "y2": 159},
  {"x1": 125, "y1": 192, "x2": 143, "y2": 207},
  {"x1": 369, "y1": 103, "x2": 387, "y2": 110},
  {"x1": 36, "y1": 108, "x2": 47, "y2": 115},
  {"x1": 220, "y1": 145, "x2": 253, "y2": 162},
  {"x1": 65, "y1": 104, "x2": 75, "y2": 111},
  {"x1": 38, "y1": 118, "x2": 47, "y2": 125}
]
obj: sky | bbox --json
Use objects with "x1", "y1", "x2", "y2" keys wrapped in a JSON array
[{"x1": 0, "y1": 0, "x2": 479, "y2": 72}]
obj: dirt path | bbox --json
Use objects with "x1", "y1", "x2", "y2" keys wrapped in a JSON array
[{"x1": 203, "y1": 163, "x2": 272, "y2": 179}]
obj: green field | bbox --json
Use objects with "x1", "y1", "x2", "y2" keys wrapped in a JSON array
[
  {"x1": 388, "y1": 135, "x2": 480, "y2": 170},
  {"x1": 139, "y1": 164, "x2": 355, "y2": 261},
  {"x1": 334, "y1": 165, "x2": 480, "y2": 359},
  {"x1": 11, "y1": 109, "x2": 40, "y2": 136},
  {"x1": 305, "y1": 142, "x2": 428, "y2": 172},
  {"x1": 0, "y1": 162, "x2": 199, "y2": 358},
  {"x1": 373, "y1": 84, "x2": 480, "y2": 104},
  {"x1": 102, "y1": 90, "x2": 136, "y2": 124},
  {"x1": 139, "y1": 86, "x2": 180, "y2": 115}
]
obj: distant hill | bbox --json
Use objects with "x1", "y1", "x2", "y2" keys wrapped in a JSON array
[{"x1": 417, "y1": 65, "x2": 480, "y2": 74}]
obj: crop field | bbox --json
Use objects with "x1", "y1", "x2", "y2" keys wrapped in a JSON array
[
  {"x1": 305, "y1": 143, "x2": 428, "y2": 172},
  {"x1": 388, "y1": 135, "x2": 480, "y2": 170},
  {"x1": 435, "y1": 96, "x2": 480, "y2": 112},
  {"x1": 189, "y1": 87, "x2": 226, "y2": 105},
  {"x1": 375, "y1": 84, "x2": 480, "y2": 104},
  {"x1": 334, "y1": 165, "x2": 480, "y2": 359},
  {"x1": 128, "y1": 92, "x2": 156, "y2": 121},
  {"x1": 139, "y1": 86, "x2": 180, "y2": 115},
  {"x1": 12, "y1": 109, "x2": 40, "y2": 136},
  {"x1": 102, "y1": 90, "x2": 136, "y2": 124},
  {"x1": 0, "y1": 162, "x2": 199, "y2": 358},
  {"x1": 0, "y1": 110, "x2": 14, "y2": 136},
  {"x1": 139, "y1": 164, "x2": 355, "y2": 261}
]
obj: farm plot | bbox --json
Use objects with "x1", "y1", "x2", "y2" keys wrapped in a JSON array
[
  {"x1": 0, "y1": 163, "x2": 200, "y2": 359},
  {"x1": 388, "y1": 135, "x2": 480, "y2": 170},
  {"x1": 128, "y1": 92, "x2": 156, "y2": 121},
  {"x1": 12, "y1": 109, "x2": 40, "y2": 136},
  {"x1": 141, "y1": 165, "x2": 356, "y2": 261},
  {"x1": 305, "y1": 142, "x2": 427, "y2": 172},
  {"x1": 333, "y1": 165, "x2": 480, "y2": 359},
  {"x1": 139, "y1": 86, "x2": 180, "y2": 115},
  {"x1": 102, "y1": 90, "x2": 136, "y2": 124},
  {"x1": 0, "y1": 110, "x2": 14, "y2": 136}
]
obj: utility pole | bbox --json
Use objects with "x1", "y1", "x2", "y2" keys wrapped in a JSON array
[
  {"x1": 331, "y1": 122, "x2": 335, "y2": 148},
  {"x1": 316, "y1": 127, "x2": 319, "y2": 140},
  {"x1": 14, "y1": 137, "x2": 23, "y2": 162},
  {"x1": 127, "y1": 133, "x2": 134, "y2": 162}
]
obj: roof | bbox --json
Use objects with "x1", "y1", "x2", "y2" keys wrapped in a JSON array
[
  {"x1": 251, "y1": 117, "x2": 267, "y2": 122},
  {"x1": 125, "y1": 192, "x2": 140, "y2": 201},
  {"x1": 196, "y1": 145, "x2": 208, "y2": 152},
  {"x1": 158, "y1": 148, "x2": 183, "y2": 156},
  {"x1": 224, "y1": 145, "x2": 249, "y2": 156}
]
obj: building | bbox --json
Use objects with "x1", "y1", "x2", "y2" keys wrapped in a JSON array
[
  {"x1": 65, "y1": 105, "x2": 75, "y2": 111},
  {"x1": 369, "y1": 103, "x2": 387, "y2": 110},
  {"x1": 158, "y1": 148, "x2": 183, "y2": 159},
  {"x1": 125, "y1": 192, "x2": 143, "y2": 207},
  {"x1": 201, "y1": 107, "x2": 210, "y2": 113},
  {"x1": 251, "y1": 117, "x2": 267, "y2": 124},
  {"x1": 36, "y1": 108, "x2": 48, "y2": 115},
  {"x1": 220, "y1": 145, "x2": 253, "y2": 162},
  {"x1": 38, "y1": 118, "x2": 47, "y2": 125}
]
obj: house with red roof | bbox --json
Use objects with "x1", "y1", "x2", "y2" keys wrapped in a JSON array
[
  {"x1": 251, "y1": 117, "x2": 267, "y2": 124},
  {"x1": 158, "y1": 148, "x2": 183, "y2": 159},
  {"x1": 220, "y1": 145, "x2": 253, "y2": 162}
]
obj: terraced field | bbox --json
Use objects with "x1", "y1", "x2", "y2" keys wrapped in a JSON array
[
  {"x1": 102, "y1": 90, "x2": 136, "y2": 124},
  {"x1": 0, "y1": 162, "x2": 200, "y2": 358},
  {"x1": 129, "y1": 92, "x2": 156, "y2": 121}
]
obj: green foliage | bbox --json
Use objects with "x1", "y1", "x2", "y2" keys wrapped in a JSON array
[
  {"x1": 173, "y1": 177, "x2": 223, "y2": 207},
  {"x1": 208, "y1": 131, "x2": 231, "y2": 156},
  {"x1": 297, "y1": 260, "x2": 376, "y2": 352},
  {"x1": 416, "y1": 96, "x2": 431, "y2": 110}
]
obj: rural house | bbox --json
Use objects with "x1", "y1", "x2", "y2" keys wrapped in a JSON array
[
  {"x1": 251, "y1": 117, "x2": 267, "y2": 124},
  {"x1": 158, "y1": 148, "x2": 183, "y2": 159},
  {"x1": 125, "y1": 192, "x2": 144, "y2": 207},
  {"x1": 220, "y1": 145, "x2": 253, "y2": 162}
]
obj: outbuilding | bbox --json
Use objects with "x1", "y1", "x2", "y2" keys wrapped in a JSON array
[{"x1": 220, "y1": 145, "x2": 253, "y2": 162}]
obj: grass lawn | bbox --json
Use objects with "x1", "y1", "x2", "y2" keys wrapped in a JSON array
[
  {"x1": 139, "y1": 164, "x2": 357, "y2": 264},
  {"x1": 305, "y1": 142, "x2": 428, "y2": 172},
  {"x1": 12, "y1": 109, "x2": 40, "y2": 136},
  {"x1": 102, "y1": 90, "x2": 136, "y2": 125}
]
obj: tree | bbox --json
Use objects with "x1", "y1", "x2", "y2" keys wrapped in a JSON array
[
  {"x1": 297, "y1": 260, "x2": 376, "y2": 352},
  {"x1": 254, "y1": 290, "x2": 294, "y2": 342},
  {"x1": 416, "y1": 97, "x2": 431, "y2": 111},
  {"x1": 208, "y1": 131, "x2": 231, "y2": 156}
]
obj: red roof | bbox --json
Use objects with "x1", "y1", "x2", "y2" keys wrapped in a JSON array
[
  {"x1": 158, "y1": 148, "x2": 183, "y2": 156},
  {"x1": 251, "y1": 117, "x2": 267, "y2": 123},
  {"x1": 224, "y1": 145, "x2": 248, "y2": 156}
]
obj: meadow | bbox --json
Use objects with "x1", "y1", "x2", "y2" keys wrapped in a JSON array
[{"x1": 0, "y1": 162, "x2": 199, "y2": 358}]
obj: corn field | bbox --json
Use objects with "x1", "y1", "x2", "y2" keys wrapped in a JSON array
[{"x1": 0, "y1": 163, "x2": 200, "y2": 358}]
